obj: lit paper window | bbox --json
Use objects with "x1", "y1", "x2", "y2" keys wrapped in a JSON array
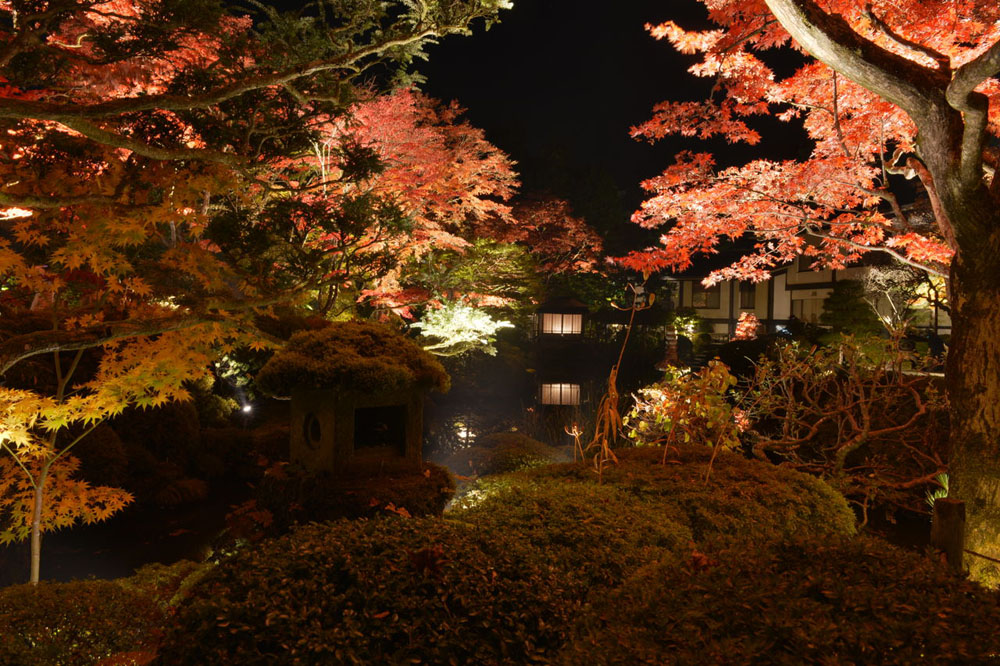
[
  {"x1": 541, "y1": 313, "x2": 582, "y2": 335},
  {"x1": 539, "y1": 383, "x2": 581, "y2": 405}
]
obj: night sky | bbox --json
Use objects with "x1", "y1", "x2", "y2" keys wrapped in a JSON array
[
  {"x1": 418, "y1": 1, "x2": 808, "y2": 253},
  {"x1": 417, "y1": 0, "x2": 712, "y2": 251}
]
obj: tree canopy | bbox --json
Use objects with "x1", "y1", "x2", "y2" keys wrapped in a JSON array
[{"x1": 621, "y1": 0, "x2": 998, "y2": 284}]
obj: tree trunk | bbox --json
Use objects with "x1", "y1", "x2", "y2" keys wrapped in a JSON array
[
  {"x1": 30, "y1": 463, "x2": 49, "y2": 585},
  {"x1": 946, "y1": 260, "x2": 1000, "y2": 585}
]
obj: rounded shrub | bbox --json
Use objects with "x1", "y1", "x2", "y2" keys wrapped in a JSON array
[
  {"x1": 443, "y1": 431, "x2": 562, "y2": 477},
  {"x1": 0, "y1": 579, "x2": 164, "y2": 665},
  {"x1": 517, "y1": 445, "x2": 856, "y2": 542},
  {"x1": 561, "y1": 535, "x2": 1000, "y2": 665},
  {"x1": 156, "y1": 517, "x2": 583, "y2": 665},
  {"x1": 449, "y1": 477, "x2": 692, "y2": 588}
]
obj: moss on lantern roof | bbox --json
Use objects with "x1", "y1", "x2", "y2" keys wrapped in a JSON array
[{"x1": 256, "y1": 321, "x2": 450, "y2": 398}]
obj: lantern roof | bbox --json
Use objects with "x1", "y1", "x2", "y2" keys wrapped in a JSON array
[{"x1": 256, "y1": 321, "x2": 450, "y2": 399}]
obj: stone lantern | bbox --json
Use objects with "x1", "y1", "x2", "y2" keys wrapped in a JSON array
[{"x1": 257, "y1": 321, "x2": 450, "y2": 475}]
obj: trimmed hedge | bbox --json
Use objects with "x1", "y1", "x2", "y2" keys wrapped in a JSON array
[
  {"x1": 0, "y1": 579, "x2": 164, "y2": 666},
  {"x1": 155, "y1": 518, "x2": 584, "y2": 665},
  {"x1": 561, "y1": 535, "x2": 1000, "y2": 665},
  {"x1": 161, "y1": 443, "x2": 856, "y2": 664},
  {"x1": 449, "y1": 478, "x2": 692, "y2": 588},
  {"x1": 511, "y1": 445, "x2": 857, "y2": 543},
  {"x1": 443, "y1": 431, "x2": 563, "y2": 477}
]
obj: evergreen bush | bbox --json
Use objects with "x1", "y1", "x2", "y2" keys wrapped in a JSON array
[
  {"x1": 155, "y1": 518, "x2": 582, "y2": 665},
  {"x1": 561, "y1": 535, "x2": 1000, "y2": 665},
  {"x1": 516, "y1": 445, "x2": 857, "y2": 542},
  {"x1": 0, "y1": 579, "x2": 164, "y2": 665},
  {"x1": 255, "y1": 462, "x2": 455, "y2": 532}
]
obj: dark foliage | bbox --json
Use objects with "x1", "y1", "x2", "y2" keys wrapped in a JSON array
[
  {"x1": 561, "y1": 535, "x2": 1000, "y2": 665},
  {"x1": 820, "y1": 279, "x2": 885, "y2": 335},
  {"x1": 155, "y1": 518, "x2": 582, "y2": 665},
  {"x1": 253, "y1": 462, "x2": 455, "y2": 534},
  {"x1": 0, "y1": 579, "x2": 164, "y2": 665},
  {"x1": 159, "y1": 443, "x2": 857, "y2": 664},
  {"x1": 71, "y1": 423, "x2": 129, "y2": 488},
  {"x1": 442, "y1": 431, "x2": 564, "y2": 477}
]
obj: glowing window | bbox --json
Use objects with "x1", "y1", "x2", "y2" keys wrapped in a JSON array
[
  {"x1": 539, "y1": 383, "x2": 581, "y2": 406},
  {"x1": 540, "y1": 313, "x2": 583, "y2": 335}
]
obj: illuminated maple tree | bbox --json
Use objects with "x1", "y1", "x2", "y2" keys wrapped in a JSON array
[
  {"x1": 626, "y1": 0, "x2": 1000, "y2": 581},
  {"x1": 0, "y1": 0, "x2": 511, "y2": 582},
  {"x1": 482, "y1": 195, "x2": 604, "y2": 276},
  {"x1": 292, "y1": 88, "x2": 519, "y2": 317}
]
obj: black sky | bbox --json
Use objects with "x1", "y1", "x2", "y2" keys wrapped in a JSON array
[
  {"x1": 417, "y1": 0, "x2": 716, "y2": 249},
  {"x1": 417, "y1": 1, "x2": 810, "y2": 253}
]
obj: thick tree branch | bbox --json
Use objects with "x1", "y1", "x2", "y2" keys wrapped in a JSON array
[
  {"x1": 763, "y1": 0, "x2": 944, "y2": 119},
  {"x1": 0, "y1": 28, "x2": 448, "y2": 122},
  {"x1": 0, "y1": 299, "x2": 288, "y2": 376},
  {"x1": 945, "y1": 39, "x2": 1000, "y2": 185},
  {"x1": 0, "y1": 190, "x2": 138, "y2": 210},
  {"x1": 906, "y1": 157, "x2": 958, "y2": 251},
  {"x1": 57, "y1": 118, "x2": 246, "y2": 166},
  {"x1": 862, "y1": 4, "x2": 950, "y2": 70}
]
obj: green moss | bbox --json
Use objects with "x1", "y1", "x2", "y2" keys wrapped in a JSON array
[{"x1": 256, "y1": 321, "x2": 449, "y2": 398}]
